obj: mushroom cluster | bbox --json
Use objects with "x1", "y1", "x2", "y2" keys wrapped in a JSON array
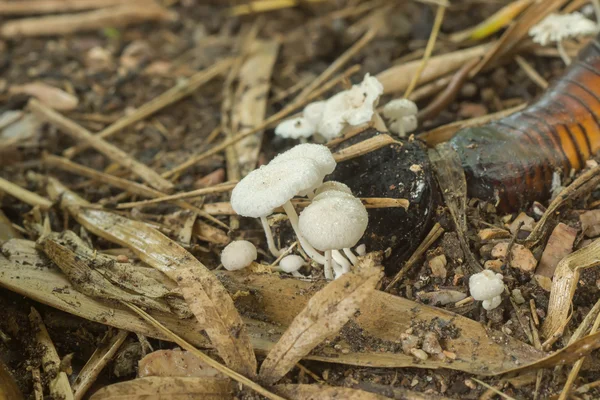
[
  {"x1": 275, "y1": 74, "x2": 384, "y2": 141},
  {"x1": 229, "y1": 143, "x2": 369, "y2": 279},
  {"x1": 469, "y1": 270, "x2": 505, "y2": 310}
]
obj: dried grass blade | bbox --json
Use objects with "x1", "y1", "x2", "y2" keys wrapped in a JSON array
[
  {"x1": 332, "y1": 135, "x2": 397, "y2": 162},
  {"x1": 258, "y1": 255, "x2": 383, "y2": 384},
  {"x1": 541, "y1": 239, "x2": 600, "y2": 339},
  {"x1": 0, "y1": 176, "x2": 52, "y2": 209},
  {"x1": 89, "y1": 376, "x2": 235, "y2": 400}
]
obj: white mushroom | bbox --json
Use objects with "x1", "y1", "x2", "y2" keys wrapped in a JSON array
[
  {"x1": 231, "y1": 158, "x2": 322, "y2": 258},
  {"x1": 279, "y1": 255, "x2": 306, "y2": 277},
  {"x1": 220, "y1": 240, "x2": 257, "y2": 271},
  {"x1": 298, "y1": 194, "x2": 368, "y2": 279},
  {"x1": 355, "y1": 243, "x2": 366, "y2": 256},
  {"x1": 303, "y1": 101, "x2": 326, "y2": 126},
  {"x1": 274, "y1": 117, "x2": 316, "y2": 139},
  {"x1": 529, "y1": 12, "x2": 598, "y2": 64},
  {"x1": 469, "y1": 270, "x2": 505, "y2": 311},
  {"x1": 318, "y1": 74, "x2": 384, "y2": 140},
  {"x1": 383, "y1": 99, "x2": 419, "y2": 137}
]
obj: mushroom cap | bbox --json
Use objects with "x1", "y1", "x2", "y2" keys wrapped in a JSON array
[
  {"x1": 279, "y1": 255, "x2": 306, "y2": 273},
  {"x1": 275, "y1": 117, "x2": 315, "y2": 139},
  {"x1": 529, "y1": 12, "x2": 598, "y2": 46},
  {"x1": 231, "y1": 158, "x2": 322, "y2": 218},
  {"x1": 317, "y1": 74, "x2": 384, "y2": 140},
  {"x1": 303, "y1": 101, "x2": 326, "y2": 126},
  {"x1": 221, "y1": 240, "x2": 257, "y2": 271},
  {"x1": 355, "y1": 243, "x2": 366, "y2": 256},
  {"x1": 469, "y1": 270, "x2": 504, "y2": 301},
  {"x1": 383, "y1": 99, "x2": 418, "y2": 119},
  {"x1": 314, "y1": 181, "x2": 352, "y2": 196},
  {"x1": 298, "y1": 195, "x2": 368, "y2": 251},
  {"x1": 271, "y1": 143, "x2": 336, "y2": 177},
  {"x1": 312, "y1": 189, "x2": 355, "y2": 203}
]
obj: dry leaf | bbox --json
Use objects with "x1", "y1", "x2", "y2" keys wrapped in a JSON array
[
  {"x1": 274, "y1": 384, "x2": 391, "y2": 400},
  {"x1": 139, "y1": 349, "x2": 224, "y2": 378},
  {"x1": 259, "y1": 256, "x2": 383, "y2": 384},
  {"x1": 9, "y1": 82, "x2": 78, "y2": 111},
  {"x1": 376, "y1": 44, "x2": 488, "y2": 94},
  {"x1": 89, "y1": 376, "x2": 234, "y2": 400},
  {"x1": 541, "y1": 239, "x2": 600, "y2": 339},
  {"x1": 46, "y1": 178, "x2": 257, "y2": 377}
]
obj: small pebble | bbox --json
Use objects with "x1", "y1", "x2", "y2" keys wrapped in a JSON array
[
  {"x1": 511, "y1": 288, "x2": 526, "y2": 304},
  {"x1": 116, "y1": 255, "x2": 129, "y2": 263},
  {"x1": 442, "y1": 350, "x2": 456, "y2": 360},
  {"x1": 428, "y1": 255, "x2": 447, "y2": 279},
  {"x1": 410, "y1": 348, "x2": 429, "y2": 361},
  {"x1": 464, "y1": 379, "x2": 477, "y2": 390},
  {"x1": 422, "y1": 332, "x2": 442, "y2": 355}
]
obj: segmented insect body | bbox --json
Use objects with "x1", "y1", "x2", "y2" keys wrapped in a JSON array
[{"x1": 450, "y1": 36, "x2": 600, "y2": 211}]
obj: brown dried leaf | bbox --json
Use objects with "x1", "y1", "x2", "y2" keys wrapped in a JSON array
[
  {"x1": 259, "y1": 256, "x2": 383, "y2": 384},
  {"x1": 376, "y1": 44, "x2": 489, "y2": 94},
  {"x1": 541, "y1": 239, "x2": 600, "y2": 339},
  {"x1": 9, "y1": 82, "x2": 78, "y2": 111},
  {"x1": 139, "y1": 349, "x2": 224, "y2": 378},
  {"x1": 46, "y1": 179, "x2": 256, "y2": 377},
  {"x1": 274, "y1": 384, "x2": 391, "y2": 400},
  {"x1": 89, "y1": 376, "x2": 234, "y2": 400}
]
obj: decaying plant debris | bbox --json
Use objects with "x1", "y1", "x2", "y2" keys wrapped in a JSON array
[{"x1": 1, "y1": 1, "x2": 600, "y2": 399}]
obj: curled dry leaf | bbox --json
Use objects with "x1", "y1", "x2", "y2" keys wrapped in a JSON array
[
  {"x1": 274, "y1": 384, "x2": 391, "y2": 400},
  {"x1": 541, "y1": 239, "x2": 600, "y2": 339},
  {"x1": 9, "y1": 82, "x2": 78, "y2": 111},
  {"x1": 89, "y1": 376, "x2": 234, "y2": 400},
  {"x1": 259, "y1": 255, "x2": 383, "y2": 384},
  {"x1": 45, "y1": 178, "x2": 257, "y2": 377}
]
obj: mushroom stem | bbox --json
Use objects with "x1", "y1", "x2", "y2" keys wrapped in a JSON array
[
  {"x1": 324, "y1": 250, "x2": 334, "y2": 280},
  {"x1": 343, "y1": 247, "x2": 359, "y2": 265},
  {"x1": 332, "y1": 259, "x2": 344, "y2": 279},
  {"x1": 282, "y1": 201, "x2": 326, "y2": 264},
  {"x1": 398, "y1": 119, "x2": 406, "y2": 137},
  {"x1": 332, "y1": 250, "x2": 351, "y2": 274},
  {"x1": 557, "y1": 40, "x2": 571, "y2": 65},
  {"x1": 260, "y1": 216, "x2": 282, "y2": 257}
]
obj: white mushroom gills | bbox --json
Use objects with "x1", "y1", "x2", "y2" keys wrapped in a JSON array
[
  {"x1": 220, "y1": 240, "x2": 257, "y2": 271},
  {"x1": 469, "y1": 270, "x2": 505, "y2": 311}
]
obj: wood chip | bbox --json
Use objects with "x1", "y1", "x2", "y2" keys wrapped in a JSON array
[
  {"x1": 508, "y1": 212, "x2": 535, "y2": 234},
  {"x1": 491, "y1": 242, "x2": 537, "y2": 272},
  {"x1": 258, "y1": 255, "x2": 382, "y2": 384},
  {"x1": 580, "y1": 210, "x2": 600, "y2": 237},
  {"x1": 478, "y1": 228, "x2": 510, "y2": 241},
  {"x1": 536, "y1": 223, "x2": 577, "y2": 278}
]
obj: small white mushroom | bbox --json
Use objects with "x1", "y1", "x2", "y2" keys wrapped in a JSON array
[
  {"x1": 279, "y1": 255, "x2": 306, "y2": 277},
  {"x1": 355, "y1": 243, "x2": 366, "y2": 256},
  {"x1": 274, "y1": 117, "x2": 316, "y2": 139},
  {"x1": 383, "y1": 99, "x2": 419, "y2": 137},
  {"x1": 469, "y1": 270, "x2": 505, "y2": 311},
  {"x1": 529, "y1": 12, "x2": 598, "y2": 64},
  {"x1": 317, "y1": 74, "x2": 384, "y2": 140},
  {"x1": 299, "y1": 194, "x2": 368, "y2": 279},
  {"x1": 231, "y1": 158, "x2": 322, "y2": 258},
  {"x1": 314, "y1": 181, "x2": 352, "y2": 196},
  {"x1": 221, "y1": 240, "x2": 257, "y2": 271},
  {"x1": 271, "y1": 143, "x2": 336, "y2": 186}
]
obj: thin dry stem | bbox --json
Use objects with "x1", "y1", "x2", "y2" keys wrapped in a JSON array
[
  {"x1": 0, "y1": 176, "x2": 53, "y2": 209},
  {"x1": 116, "y1": 182, "x2": 238, "y2": 209}
]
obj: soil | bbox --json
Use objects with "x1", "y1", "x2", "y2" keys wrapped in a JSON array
[{"x1": 1, "y1": 1, "x2": 600, "y2": 400}]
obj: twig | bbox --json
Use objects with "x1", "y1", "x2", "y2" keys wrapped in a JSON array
[
  {"x1": 0, "y1": 0, "x2": 145, "y2": 15},
  {"x1": 162, "y1": 65, "x2": 361, "y2": 178},
  {"x1": 472, "y1": 378, "x2": 517, "y2": 400},
  {"x1": 403, "y1": 4, "x2": 447, "y2": 98},
  {"x1": 0, "y1": 176, "x2": 53, "y2": 209},
  {"x1": 123, "y1": 302, "x2": 285, "y2": 400},
  {"x1": 31, "y1": 368, "x2": 43, "y2": 400},
  {"x1": 63, "y1": 58, "x2": 234, "y2": 158},
  {"x1": 73, "y1": 330, "x2": 128, "y2": 400},
  {"x1": 29, "y1": 308, "x2": 74, "y2": 400},
  {"x1": 29, "y1": 99, "x2": 174, "y2": 192},
  {"x1": 43, "y1": 154, "x2": 228, "y2": 229},
  {"x1": 116, "y1": 182, "x2": 238, "y2": 209},
  {"x1": 1, "y1": 3, "x2": 174, "y2": 37},
  {"x1": 515, "y1": 55, "x2": 548, "y2": 89},
  {"x1": 332, "y1": 134, "x2": 397, "y2": 162},
  {"x1": 326, "y1": 122, "x2": 373, "y2": 147},
  {"x1": 385, "y1": 222, "x2": 444, "y2": 291}
]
